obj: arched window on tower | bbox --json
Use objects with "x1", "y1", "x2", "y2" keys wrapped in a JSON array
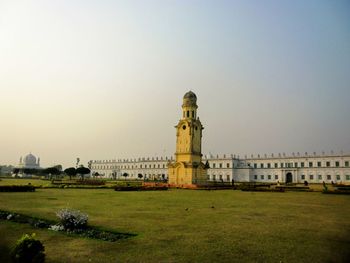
[
  {"x1": 192, "y1": 111, "x2": 194, "y2": 118},
  {"x1": 187, "y1": 111, "x2": 189, "y2": 118}
]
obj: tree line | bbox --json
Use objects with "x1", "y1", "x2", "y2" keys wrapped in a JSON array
[{"x1": 12, "y1": 166, "x2": 91, "y2": 180}]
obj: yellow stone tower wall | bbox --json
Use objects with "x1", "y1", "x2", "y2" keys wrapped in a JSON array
[{"x1": 168, "y1": 91, "x2": 208, "y2": 187}]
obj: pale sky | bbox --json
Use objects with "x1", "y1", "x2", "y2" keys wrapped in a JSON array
[{"x1": 1, "y1": 0, "x2": 349, "y2": 168}]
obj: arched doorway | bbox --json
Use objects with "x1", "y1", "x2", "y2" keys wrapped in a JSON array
[{"x1": 286, "y1": 172, "x2": 293, "y2": 183}]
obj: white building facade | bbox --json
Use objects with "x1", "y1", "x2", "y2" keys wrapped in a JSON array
[
  {"x1": 90, "y1": 152, "x2": 350, "y2": 184},
  {"x1": 90, "y1": 156, "x2": 172, "y2": 181}
]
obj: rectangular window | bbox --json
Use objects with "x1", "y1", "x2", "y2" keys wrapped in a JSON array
[
  {"x1": 213, "y1": 163, "x2": 216, "y2": 168},
  {"x1": 274, "y1": 163, "x2": 278, "y2": 168},
  {"x1": 346, "y1": 175, "x2": 350, "y2": 180},
  {"x1": 301, "y1": 175, "x2": 305, "y2": 180},
  {"x1": 327, "y1": 175, "x2": 331, "y2": 180},
  {"x1": 254, "y1": 175, "x2": 257, "y2": 180},
  {"x1": 301, "y1": 162, "x2": 304, "y2": 168},
  {"x1": 285, "y1": 163, "x2": 288, "y2": 168},
  {"x1": 317, "y1": 162, "x2": 321, "y2": 167},
  {"x1": 326, "y1": 161, "x2": 330, "y2": 167},
  {"x1": 267, "y1": 163, "x2": 271, "y2": 168},
  {"x1": 260, "y1": 163, "x2": 264, "y2": 168},
  {"x1": 309, "y1": 162, "x2": 313, "y2": 167},
  {"x1": 227, "y1": 163, "x2": 230, "y2": 168},
  {"x1": 310, "y1": 174, "x2": 314, "y2": 180},
  {"x1": 345, "y1": 161, "x2": 349, "y2": 167},
  {"x1": 268, "y1": 175, "x2": 271, "y2": 180},
  {"x1": 294, "y1": 162, "x2": 298, "y2": 168},
  {"x1": 281, "y1": 163, "x2": 284, "y2": 168},
  {"x1": 254, "y1": 163, "x2": 257, "y2": 169},
  {"x1": 261, "y1": 175, "x2": 264, "y2": 180},
  {"x1": 275, "y1": 175, "x2": 278, "y2": 180},
  {"x1": 335, "y1": 161, "x2": 339, "y2": 167},
  {"x1": 318, "y1": 174, "x2": 322, "y2": 180},
  {"x1": 336, "y1": 175, "x2": 340, "y2": 180},
  {"x1": 219, "y1": 163, "x2": 222, "y2": 168}
]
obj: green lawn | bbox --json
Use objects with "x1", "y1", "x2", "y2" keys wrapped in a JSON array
[{"x1": 0, "y1": 182, "x2": 349, "y2": 262}]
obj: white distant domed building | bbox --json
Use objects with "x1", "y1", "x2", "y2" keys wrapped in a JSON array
[
  {"x1": 14, "y1": 153, "x2": 42, "y2": 177},
  {"x1": 19, "y1": 153, "x2": 41, "y2": 169}
]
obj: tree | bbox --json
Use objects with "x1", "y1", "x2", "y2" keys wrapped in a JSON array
[
  {"x1": 76, "y1": 166, "x2": 90, "y2": 180},
  {"x1": 122, "y1": 173, "x2": 128, "y2": 180},
  {"x1": 43, "y1": 167, "x2": 61, "y2": 179},
  {"x1": 54, "y1": 165, "x2": 63, "y2": 172},
  {"x1": 13, "y1": 168, "x2": 20, "y2": 177},
  {"x1": 23, "y1": 168, "x2": 38, "y2": 176},
  {"x1": 64, "y1": 167, "x2": 77, "y2": 180},
  {"x1": 138, "y1": 174, "x2": 143, "y2": 180},
  {"x1": 93, "y1": 172, "x2": 99, "y2": 178}
]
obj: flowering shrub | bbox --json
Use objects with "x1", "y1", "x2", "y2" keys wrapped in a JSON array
[
  {"x1": 56, "y1": 209, "x2": 88, "y2": 230},
  {"x1": 11, "y1": 233, "x2": 45, "y2": 263},
  {"x1": 48, "y1": 224, "x2": 64, "y2": 231},
  {"x1": 7, "y1": 214, "x2": 14, "y2": 220}
]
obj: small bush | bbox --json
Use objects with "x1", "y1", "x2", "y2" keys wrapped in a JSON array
[
  {"x1": 56, "y1": 209, "x2": 88, "y2": 230},
  {"x1": 11, "y1": 233, "x2": 45, "y2": 263}
]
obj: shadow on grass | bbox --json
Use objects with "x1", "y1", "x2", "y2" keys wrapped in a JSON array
[
  {"x1": 328, "y1": 235, "x2": 350, "y2": 263},
  {"x1": 0, "y1": 244, "x2": 11, "y2": 263}
]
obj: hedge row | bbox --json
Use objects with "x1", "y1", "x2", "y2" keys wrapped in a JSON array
[
  {"x1": 322, "y1": 190, "x2": 350, "y2": 195},
  {"x1": 114, "y1": 186, "x2": 168, "y2": 191},
  {"x1": 0, "y1": 209, "x2": 136, "y2": 242},
  {"x1": 0, "y1": 185, "x2": 35, "y2": 192},
  {"x1": 76, "y1": 180, "x2": 106, "y2": 185},
  {"x1": 241, "y1": 188, "x2": 285, "y2": 192}
]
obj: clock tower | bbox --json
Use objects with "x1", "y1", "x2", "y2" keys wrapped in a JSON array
[{"x1": 168, "y1": 91, "x2": 208, "y2": 186}]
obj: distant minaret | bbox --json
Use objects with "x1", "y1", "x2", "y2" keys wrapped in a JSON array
[
  {"x1": 37, "y1": 157, "x2": 40, "y2": 167},
  {"x1": 168, "y1": 91, "x2": 208, "y2": 186}
]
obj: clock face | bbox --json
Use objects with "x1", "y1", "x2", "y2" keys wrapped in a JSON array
[{"x1": 182, "y1": 125, "x2": 186, "y2": 130}]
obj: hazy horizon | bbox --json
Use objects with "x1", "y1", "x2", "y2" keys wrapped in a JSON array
[{"x1": 1, "y1": 0, "x2": 350, "y2": 168}]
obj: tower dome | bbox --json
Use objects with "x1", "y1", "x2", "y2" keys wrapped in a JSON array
[
  {"x1": 183, "y1": 91, "x2": 197, "y2": 106},
  {"x1": 24, "y1": 153, "x2": 37, "y2": 166},
  {"x1": 183, "y1": 91, "x2": 197, "y2": 100}
]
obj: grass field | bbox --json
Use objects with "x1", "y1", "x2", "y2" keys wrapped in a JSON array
[{"x1": 0, "y1": 179, "x2": 349, "y2": 262}]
